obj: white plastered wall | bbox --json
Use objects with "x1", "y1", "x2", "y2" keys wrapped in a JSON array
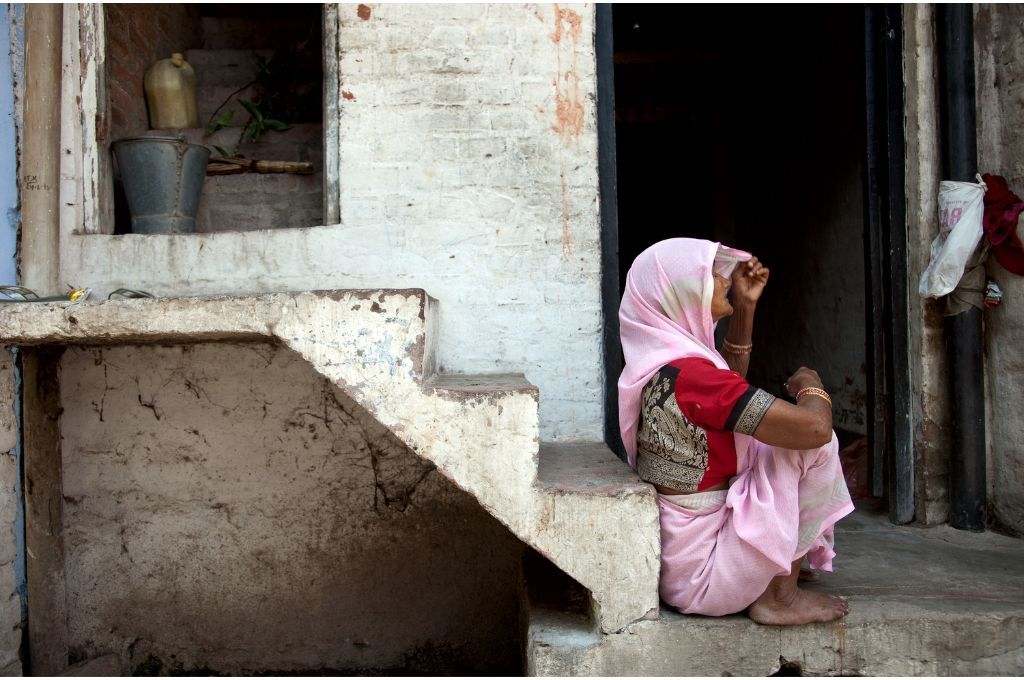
[
  {"x1": 903, "y1": 5, "x2": 954, "y2": 525},
  {"x1": 55, "y1": 3, "x2": 605, "y2": 442}
]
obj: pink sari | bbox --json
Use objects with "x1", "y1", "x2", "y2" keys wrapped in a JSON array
[{"x1": 618, "y1": 238, "x2": 854, "y2": 616}]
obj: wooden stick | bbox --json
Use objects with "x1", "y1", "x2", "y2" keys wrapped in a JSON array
[
  {"x1": 253, "y1": 160, "x2": 315, "y2": 174},
  {"x1": 206, "y1": 157, "x2": 315, "y2": 176},
  {"x1": 206, "y1": 161, "x2": 247, "y2": 176}
]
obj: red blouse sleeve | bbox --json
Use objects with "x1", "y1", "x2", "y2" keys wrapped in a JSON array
[{"x1": 669, "y1": 357, "x2": 776, "y2": 435}]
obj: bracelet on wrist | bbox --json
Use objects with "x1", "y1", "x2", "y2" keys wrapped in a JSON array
[
  {"x1": 796, "y1": 386, "x2": 832, "y2": 406},
  {"x1": 723, "y1": 339, "x2": 753, "y2": 355}
]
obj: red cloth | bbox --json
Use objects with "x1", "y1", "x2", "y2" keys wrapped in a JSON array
[
  {"x1": 669, "y1": 357, "x2": 747, "y2": 490},
  {"x1": 982, "y1": 173, "x2": 1024, "y2": 275},
  {"x1": 838, "y1": 436, "x2": 871, "y2": 500}
]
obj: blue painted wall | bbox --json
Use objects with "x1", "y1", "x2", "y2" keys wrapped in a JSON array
[
  {"x1": 0, "y1": 5, "x2": 19, "y2": 286},
  {"x1": 1, "y1": 4, "x2": 26, "y2": 623}
]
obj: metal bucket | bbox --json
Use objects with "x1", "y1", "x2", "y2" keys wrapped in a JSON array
[{"x1": 111, "y1": 135, "x2": 209, "y2": 234}]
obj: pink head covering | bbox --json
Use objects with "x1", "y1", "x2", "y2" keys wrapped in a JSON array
[{"x1": 617, "y1": 238, "x2": 752, "y2": 467}]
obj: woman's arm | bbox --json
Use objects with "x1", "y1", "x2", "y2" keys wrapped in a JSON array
[
  {"x1": 723, "y1": 257, "x2": 769, "y2": 378},
  {"x1": 723, "y1": 301, "x2": 754, "y2": 377},
  {"x1": 751, "y1": 367, "x2": 834, "y2": 450}
]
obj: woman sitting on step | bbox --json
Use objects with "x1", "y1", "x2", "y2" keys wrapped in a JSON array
[{"x1": 618, "y1": 238, "x2": 854, "y2": 625}]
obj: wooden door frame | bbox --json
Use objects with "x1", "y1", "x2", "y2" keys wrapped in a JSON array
[
  {"x1": 864, "y1": 5, "x2": 913, "y2": 523},
  {"x1": 595, "y1": 4, "x2": 623, "y2": 459}
]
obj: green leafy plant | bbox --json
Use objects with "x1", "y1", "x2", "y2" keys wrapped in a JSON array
[
  {"x1": 203, "y1": 54, "x2": 291, "y2": 157},
  {"x1": 238, "y1": 98, "x2": 289, "y2": 142},
  {"x1": 206, "y1": 109, "x2": 234, "y2": 136}
]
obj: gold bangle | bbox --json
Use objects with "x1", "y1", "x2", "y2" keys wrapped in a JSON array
[
  {"x1": 796, "y1": 387, "x2": 832, "y2": 405},
  {"x1": 723, "y1": 339, "x2": 753, "y2": 354}
]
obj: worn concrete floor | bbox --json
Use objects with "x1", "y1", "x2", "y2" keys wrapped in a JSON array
[
  {"x1": 815, "y1": 504, "x2": 1023, "y2": 611},
  {"x1": 528, "y1": 506, "x2": 1024, "y2": 676}
]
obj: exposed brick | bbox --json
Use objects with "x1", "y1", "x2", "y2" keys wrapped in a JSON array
[{"x1": 104, "y1": 4, "x2": 199, "y2": 139}]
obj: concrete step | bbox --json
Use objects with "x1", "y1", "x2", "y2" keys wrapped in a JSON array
[
  {"x1": 427, "y1": 373, "x2": 539, "y2": 399},
  {"x1": 531, "y1": 442, "x2": 659, "y2": 633},
  {"x1": 527, "y1": 508, "x2": 1024, "y2": 676},
  {"x1": 536, "y1": 441, "x2": 649, "y2": 499},
  {"x1": 420, "y1": 372, "x2": 541, "y2": 491},
  {"x1": 420, "y1": 379, "x2": 659, "y2": 636}
]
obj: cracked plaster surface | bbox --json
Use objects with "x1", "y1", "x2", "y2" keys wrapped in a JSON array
[{"x1": 59, "y1": 342, "x2": 522, "y2": 673}]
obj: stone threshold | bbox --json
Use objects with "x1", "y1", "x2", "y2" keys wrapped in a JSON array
[{"x1": 527, "y1": 507, "x2": 1024, "y2": 676}]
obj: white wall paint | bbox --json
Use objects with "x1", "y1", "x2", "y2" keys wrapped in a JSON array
[{"x1": 60, "y1": 3, "x2": 604, "y2": 441}]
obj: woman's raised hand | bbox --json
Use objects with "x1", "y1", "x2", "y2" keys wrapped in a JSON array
[
  {"x1": 784, "y1": 367, "x2": 824, "y2": 398},
  {"x1": 731, "y1": 256, "x2": 770, "y2": 307}
]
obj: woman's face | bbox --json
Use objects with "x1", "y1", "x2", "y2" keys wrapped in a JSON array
[{"x1": 710, "y1": 274, "x2": 733, "y2": 321}]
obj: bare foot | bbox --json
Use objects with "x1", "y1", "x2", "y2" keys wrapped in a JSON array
[{"x1": 748, "y1": 587, "x2": 848, "y2": 626}]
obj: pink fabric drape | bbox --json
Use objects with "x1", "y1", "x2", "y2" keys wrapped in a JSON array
[
  {"x1": 618, "y1": 238, "x2": 750, "y2": 467},
  {"x1": 617, "y1": 238, "x2": 854, "y2": 616},
  {"x1": 658, "y1": 435, "x2": 853, "y2": 615}
]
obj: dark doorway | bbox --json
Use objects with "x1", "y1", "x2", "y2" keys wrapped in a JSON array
[{"x1": 607, "y1": 5, "x2": 887, "y2": 507}]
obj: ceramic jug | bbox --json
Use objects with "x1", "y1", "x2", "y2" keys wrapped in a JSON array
[{"x1": 144, "y1": 53, "x2": 199, "y2": 129}]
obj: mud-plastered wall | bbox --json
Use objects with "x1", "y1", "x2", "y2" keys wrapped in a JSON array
[
  {"x1": 0, "y1": 351, "x2": 21, "y2": 674},
  {"x1": 58, "y1": 344, "x2": 523, "y2": 673},
  {"x1": 976, "y1": 4, "x2": 1024, "y2": 535}
]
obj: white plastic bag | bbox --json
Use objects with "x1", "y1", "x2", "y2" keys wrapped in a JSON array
[{"x1": 918, "y1": 176, "x2": 987, "y2": 298}]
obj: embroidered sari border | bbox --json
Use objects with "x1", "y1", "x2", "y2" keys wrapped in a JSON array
[{"x1": 725, "y1": 386, "x2": 775, "y2": 435}]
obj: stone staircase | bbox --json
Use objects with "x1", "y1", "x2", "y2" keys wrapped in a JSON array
[{"x1": 0, "y1": 289, "x2": 661, "y2": 634}]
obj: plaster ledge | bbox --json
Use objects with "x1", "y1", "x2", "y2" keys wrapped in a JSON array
[{"x1": 0, "y1": 289, "x2": 427, "y2": 358}]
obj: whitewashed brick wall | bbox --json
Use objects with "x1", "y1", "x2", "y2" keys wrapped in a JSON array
[
  {"x1": 67, "y1": 3, "x2": 606, "y2": 441},
  {"x1": 335, "y1": 3, "x2": 604, "y2": 440},
  {"x1": 335, "y1": 3, "x2": 606, "y2": 440}
]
